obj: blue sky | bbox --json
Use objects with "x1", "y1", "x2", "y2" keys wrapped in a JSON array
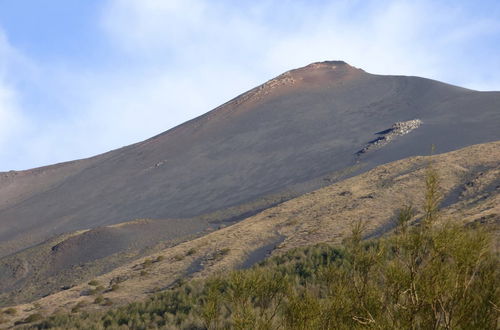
[{"x1": 0, "y1": 0, "x2": 499, "y2": 171}]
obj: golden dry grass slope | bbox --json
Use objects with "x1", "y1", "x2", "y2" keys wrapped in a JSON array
[{"x1": 1, "y1": 141, "x2": 499, "y2": 328}]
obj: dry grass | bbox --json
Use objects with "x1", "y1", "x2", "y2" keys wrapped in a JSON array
[{"x1": 2, "y1": 141, "x2": 499, "y2": 328}]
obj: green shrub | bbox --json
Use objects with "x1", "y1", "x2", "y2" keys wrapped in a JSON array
[
  {"x1": 23, "y1": 313, "x2": 43, "y2": 323},
  {"x1": 173, "y1": 254, "x2": 184, "y2": 261},
  {"x1": 70, "y1": 301, "x2": 87, "y2": 314},
  {"x1": 87, "y1": 280, "x2": 99, "y2": 286},
  {"x1": 3, "y1": 307, "x2": 17, "y2": 315},
  {"x1": 94, "y1": 295, "x2": 104, "y2": 304},
  {"x1": 214, "y1": 248, "x2": 230, "y2": 261},
  {"x1": 89, "y1": 285, "x2": 105, "y2": 295},
  {"x1": 142, "y1": 258, "x2": 153, "y2": 268}
]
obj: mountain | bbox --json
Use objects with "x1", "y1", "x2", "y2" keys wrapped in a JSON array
[
  {"x1": 1, "y1": 141, "x2": 499, "y2": 326},
  {"x1": 0, "y1": 61, "x2": 499, "y2": 307},
  {"x1": 1, "y1": 61, "x2": 499, "y2": 258}
]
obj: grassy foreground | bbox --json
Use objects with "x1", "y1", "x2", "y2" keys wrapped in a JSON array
[{"x1": 13, "y1": 169, "x2": 500, "y2": 329}]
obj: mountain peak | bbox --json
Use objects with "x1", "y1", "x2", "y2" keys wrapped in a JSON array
[
  {"x1": 274, "y1": 60, "x2": 364, "y2": 87},
  {"x1": 305, "y1": 60, "x2": 350, "y2": 68},
  {"x1": 213, "y1": 61, "x2": 364, "y2": 112},
  {"x1": 296, "y1": 60, "x2": 362, "y2": 73}
]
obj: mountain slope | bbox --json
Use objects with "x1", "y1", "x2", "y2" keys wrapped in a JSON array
[
  {"x1": 1, "y1": 61, "x2": 499, "y2": 260},
  {"x1": 1, "y1": 141, "x2": 498, "y2": 326}
]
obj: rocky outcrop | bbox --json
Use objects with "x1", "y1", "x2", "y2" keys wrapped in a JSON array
[{"x1": 357, "y1": 119, "x2": 422, "y2": 155}]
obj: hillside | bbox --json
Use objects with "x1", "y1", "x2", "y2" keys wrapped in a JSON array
[
  {"x1": 15, "y1": 225, "x2": 499, "y2": 329},
  {"x1": 1, "y1": 141, "x2": 498, "y2": 327},
  {"x1": 1, "y1": 61, "x2": 499, "y2": 262}
]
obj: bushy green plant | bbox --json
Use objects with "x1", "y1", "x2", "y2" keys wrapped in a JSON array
[
  {"x1": 89, "y1": 285, "x2": 105, "y2": 295},
  {"x1": 142, "y1": 258, "x2": 154, "y2": 268},
  {"x1": 173, "y1": 254, "x2": 184, "y2": 261},
  {"x1": 94, "y1": 295, "x2": 104, "y2": 305},
  {"x1": 87, "y1": 280, "x2": 99, "y2": 286},
  {"x1": 23, "y1": 313, "x2": 43, "y2": 324},
  {"x1": 2, "y1": 307, "x2": 17, "y2": 315}
]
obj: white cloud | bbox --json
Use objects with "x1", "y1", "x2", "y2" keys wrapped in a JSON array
[
  {"x1": 0, "y1": 85, "x2": 23, "y2": 146},
  {"x1": 102, "y1": 0, "x2": 207, "y2": 54},
  {"x1": 99, "y1": 0, "x2": 500, "y2": 84},
  {"x1": 0, "y1": 30, "x2": 30, "y2": 166}
]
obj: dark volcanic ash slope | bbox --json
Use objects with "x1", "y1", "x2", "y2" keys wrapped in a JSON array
[{"x1": 1, "y1": 61, "x2": 499, "y2": 257}]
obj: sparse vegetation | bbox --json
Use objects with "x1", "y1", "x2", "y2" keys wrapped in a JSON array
[
  {"x1": 27, "y1": 230, "x2": 499, "y2": 328},
  {"x1": 110, "y1": 275, "x2": 127, "y2": 285},
  {"x1": 88, "y1": 280, "x2": 99, "y2": 286},
  {"x1": 94, "y1": 295, "x2": 104, "y2": 304},
  {"x1": 2, "y1": 307, "x2": 17, "y2": 315},
  {"x1": 214, "y1": 247, "x2": 230, "y2": 261},
  {"x1": 22, "y1": 313, "x2": 43, "y2": 324},
  {"x1": 20, "y1": 170, "x2": 500, "y2": 329},
  {"x1": 173, "y1": 254, "x2": 185, "y2": 261},
  {"x1": 186, "y1": 248, "x2": 197, "y2": 256},
  {"x1": 89, "y1": 285, "x2": 105, "y2": 296},
  {"x1": 142, "y1": 258, "x2": 153, "y2": 268},
  {"x1": 71, "y1": 301, "x2": 87, "y2": 313}
]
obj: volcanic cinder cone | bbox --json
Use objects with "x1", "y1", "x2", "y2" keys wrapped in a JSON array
[{"x1": 1, "y1": 61, "x2": 499, "y2": 258}]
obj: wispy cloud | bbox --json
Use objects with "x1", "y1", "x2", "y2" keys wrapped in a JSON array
[
  {"x1": 0, "y1": 0, "x2": 499, "y2": 170},
  {"x1": 0, "y1": 84, "x2": 23, "y2": 148},
  {"x1": 0, "y1": 30, "x2": 30, "y2": 167}
]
